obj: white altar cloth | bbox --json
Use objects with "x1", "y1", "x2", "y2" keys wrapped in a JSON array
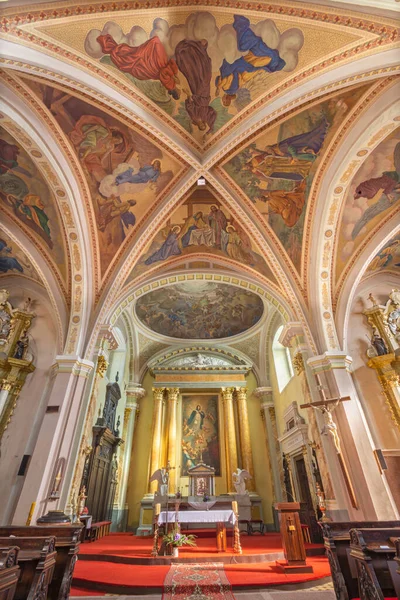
[{"x1": 158, "y1": 510, "x2": 236, "y2": 525}]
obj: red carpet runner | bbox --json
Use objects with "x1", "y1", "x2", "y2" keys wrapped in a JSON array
[{"x1": 163, "y1": 562, "x2": 235, "y2": 600}]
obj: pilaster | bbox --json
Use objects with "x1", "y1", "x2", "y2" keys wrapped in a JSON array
[
  {"x1": 12, "y1": 355, "x2": 94, "y2": 524},
  {"x1": 254, "y1": 387, "x2": 282, "y2": 502},
  {"x1": 308, "y1": 352, "x2": 399, "y2": 520}
]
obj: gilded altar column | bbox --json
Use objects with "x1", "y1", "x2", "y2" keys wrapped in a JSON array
[
  {"x1": 166, "y1": 388, "x2": 179, "y2": 493},
  {"x1": 148, "y1": 387, "x2": 165, "y2": 494},
  {"x1": 235, "y1": 387, "x2": 255, "y2": 491},
  {"x1": 221, "y1": 387, "x2": 238, "y2": 492},
  {"x1": 117, "y1": 385, "x2": 145, "y2": 511}
]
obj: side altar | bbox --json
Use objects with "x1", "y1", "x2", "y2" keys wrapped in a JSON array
[{"x1": 135, "y1": 349, "x2": 263, "y2": 535}]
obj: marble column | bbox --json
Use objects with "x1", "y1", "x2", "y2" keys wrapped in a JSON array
[
  {"x1": 308, "y1": 352, "x2": 399, "y2": 521},
  {"x1": 148, "y1": 387, "x2": 165, "y2": 494},
  {"x1": 118, "y1": 385, "x2": 145, "y2": 510},
  {"x1": 235, "y1": 387, "x2": 255, "y2": 491},
  {"x1": 254, "y1": 387, "x2": 283, "y2": 502},
  {"x1": 166, "y1": 388, "x2": 179, "y2": 494},
  {"x1": 221, "y1": 387, "x2": 238, "y2": 493}
]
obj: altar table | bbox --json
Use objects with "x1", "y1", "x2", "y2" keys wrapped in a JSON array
[{"x1": 158, "y1": 510, "x2": 236, "y2": 552}]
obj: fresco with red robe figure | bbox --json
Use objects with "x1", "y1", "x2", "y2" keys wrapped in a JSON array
[
  {"x1": 181, "y1": 394, "x2": 220, "y2": 477},
  {"x1": 336, "y1": 128, "x2": 400, "y2": 281},
  {"x1": 124, "y1": 189, "x2": 278, "y2": 284},
  {"x1": 223, "y1": 85, "x2": 370, "y2": 272},
  {"x1": 84, "y1": 13, "x2": 304, "y2": 142},
  {"x1": 24, "y1": 81, "x2": 183, "y2": 277},
  {"x1": 0, "y1": 126, "x2": 67, "y2": 281}
]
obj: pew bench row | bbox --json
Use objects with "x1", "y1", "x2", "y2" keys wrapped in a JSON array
[
  {"x1": 0, "y1": 525, "x2": 83, "y2": 600},
  {"x1": 320, "y1": 520, "x2": 400, "y2": 600}
]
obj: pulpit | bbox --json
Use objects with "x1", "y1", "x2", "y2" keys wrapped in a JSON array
[{"x1": 274, "y1": 502, "x2": 313, "y2": 573}]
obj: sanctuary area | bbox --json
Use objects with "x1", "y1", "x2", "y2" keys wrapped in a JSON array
[{"x1": 0, "y1": 0, "x2": 399, "y2": 598}]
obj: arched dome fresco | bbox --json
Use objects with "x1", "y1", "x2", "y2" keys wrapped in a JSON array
[{"x1": 135, "y1": 281, "x2": 264, "y2": 339}]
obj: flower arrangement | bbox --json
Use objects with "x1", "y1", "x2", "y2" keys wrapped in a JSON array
[{"x1": 163, "y1": 523, "x2": 196, "y2": 548}]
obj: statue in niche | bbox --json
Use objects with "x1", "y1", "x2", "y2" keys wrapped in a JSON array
[
  {"x1": 13, "y1": 330, "x2": 29, "y2": 360},
  {"x1": 100, "y1": 372, "x2": 121, "y2": 434},
  {"x1": 383, "y1": 289, "x2": 400, "y2": 339},
  {"x1": 232, "y1": 468, "x2": 252, "y2": 495}
]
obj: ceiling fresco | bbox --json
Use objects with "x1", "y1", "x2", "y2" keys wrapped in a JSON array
[
  {"x1": 364, "y1": 232, "x2": 400, "y2": 278},
  {"x1": 335, "y1": 127, "x2": 400, "y2": 283},
  {"x1": 0, "y1": 229, "x2": 42, "y2": 284},
  {"x1": 123, "y1": 187, "x2": 278, "y2": 286},
  {"x1": 0, "y1": 125, "x2": 69, "y2": 285},
  {"x1": 222, "y1": 85, "x2": 370, "y2": 273},
  {"x1": 23, "y1": 79, "x2": 186, "y2": 279},
  {"x1": 135, "y1": 281, "x2": 264, "y2": 339},
  {"x1": 15, "y1": 3, "x2": 381, "y2": 149}
]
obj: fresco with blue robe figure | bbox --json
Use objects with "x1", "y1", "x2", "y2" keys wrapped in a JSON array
[
  {"x1": 181, "y1": 395, "x2": 220, "y2": 476},
  {"x1": 0, "y1": 231, "x2": 42, "y2": 284},
  {"x1": 336, "y1": 127, "x2": 400, "y2": 281},
  {"x1": 223, "y1": 85, "x2": 371, "y2": 271},
  {"x1": 366, "y1": 233, "x2": 400, "y2": 276},
  {"x1": 125, "y1": 189, "x2": 278, "y2": 284},
  {"x1": 84, "y1": 12, "x2": 303, "y2": 143},
  {"x1": 24, "y1": 81, "x2": 183, "y2": 277},
  {"x1": 0, "y1": 126, "x2": 67, "y2": 282}
]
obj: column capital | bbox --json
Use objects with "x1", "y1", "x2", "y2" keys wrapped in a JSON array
[
  {"x1": 278, "y1": 322, "x2": 304, "y2": 348},
  {"x1": 98, "y1": 325, "x2": 120, "y2": 351},
  {"x1": 221, "y1": 387, "x2": 234, "y2": 401},
  {"x1": 261, "y1": 402, "x2": 275, "y2": 411},
  {"x1": 126, "y1": 384, "x2": 146, "y2": 401},
  {"x1": 152, "y1": 387, "x2": 165, "y2": 402},
  {"x1": 54, "y1": 356, "x2": 94, "y2": 378},
  {"x1": 235, "y1": 387, "x2": 247, "y2": 401},
  {"x1": 307, "y1": 352, "x2": 352, "y2": 373},
  {"x1": 253, "y1": 386, "x2": 273, "y2": 402},
  {"x1": 166, "y1": 387, "x2": 180, "y2": 401}
]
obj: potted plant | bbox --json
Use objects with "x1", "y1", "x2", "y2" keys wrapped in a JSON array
[{"x1": 163, "y1": 523, "x2": 196, "y2": 558}]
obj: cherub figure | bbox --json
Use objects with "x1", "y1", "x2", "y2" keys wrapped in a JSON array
[{"x1": 232, "y1": 468, "x2": 252, "y2": 495}]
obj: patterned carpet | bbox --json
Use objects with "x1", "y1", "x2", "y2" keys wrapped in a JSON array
[{"x1": 162, "y1": 562, "x2": 236, "y2": 600}]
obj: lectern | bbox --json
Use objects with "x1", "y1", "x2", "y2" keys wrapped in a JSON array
[{"x1": 274, "y1": 502, "x2": 313, "y2": 573}]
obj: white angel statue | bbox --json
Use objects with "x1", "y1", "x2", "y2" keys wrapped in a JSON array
[
  {"x1": 232, "y1": 468, "x2": 252, "y2": 495},
  {"x1": 150, "y1": 468, "x2": 169, "y2": 496}
]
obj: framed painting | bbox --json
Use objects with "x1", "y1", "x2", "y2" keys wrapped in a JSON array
[{"x1": 181, "y1": 394, "x2": 221, "y2": 476}]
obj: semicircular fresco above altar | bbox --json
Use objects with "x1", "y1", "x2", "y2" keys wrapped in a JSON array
[
  {"x1": 335, "y1": 127, "x2": 400, "y2": 284},
  {"x1": 135, "y1": 281, "x2": 264, "y2": 339},
  {"x1": 28, "y1": 5, "x2": 375, "y2": 147},
  {"x1": 22, "y1": 77, "x2": 186, "y2": 279},
  {"x1": 222, "y1": 84, "x2": 371, "y2": 272},
  {"x1": 0, "y1": 124, "x2": 68, "y2": 286}
]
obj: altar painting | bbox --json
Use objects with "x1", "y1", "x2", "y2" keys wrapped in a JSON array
[{"x1": 181, "y1": 395, "x2": 220, "y2": 476}]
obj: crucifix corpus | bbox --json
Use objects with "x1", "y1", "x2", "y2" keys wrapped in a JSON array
[{"x1": 300, "y1": 374, "x2": 358, "y2": 509}]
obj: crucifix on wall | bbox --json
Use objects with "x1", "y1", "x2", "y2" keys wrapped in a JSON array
[{"x1": 300, "y1": 374, "x2": 358, "y2": 509}]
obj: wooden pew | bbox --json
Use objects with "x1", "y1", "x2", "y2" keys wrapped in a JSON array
[
  {"x1": 0, "y1": 537, "x2": 56, "y2": 600},
  {"x1": 88, "y1": 520, "x2": 112, "y2": 542},
  {"x1": 349, "y1": 528, "x2": 400, "y2": 600},
  {"x1": 0, "y1": 526, "x2": 82, "y2": 600},
  {"x1": 395, "y1": 538, "x2": 400, "y2": 575},
  {"x1": 0, "y1": 546, "x2": 20, "y2": 600},
  {"x1": 319, "y1": 520, "x2": 400, "y2": 600}
]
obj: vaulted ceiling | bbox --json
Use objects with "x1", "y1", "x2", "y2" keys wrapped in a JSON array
[{"x1": 0, "y1": 0, "x2": 399, "y2": 359}]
